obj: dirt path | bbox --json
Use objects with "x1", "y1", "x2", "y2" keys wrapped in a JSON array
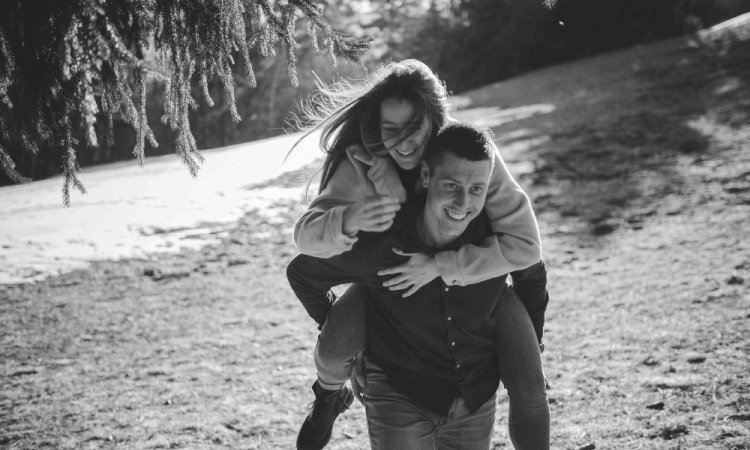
[{"x1": 2, "y1": 18, "x2": 750, "y2": 450}]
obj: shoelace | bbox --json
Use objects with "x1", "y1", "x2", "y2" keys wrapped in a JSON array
[{"x1": 306, "y1": 390, "x2": 339, "y2": 417}]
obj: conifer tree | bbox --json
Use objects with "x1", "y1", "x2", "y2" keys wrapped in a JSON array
[{"x1": 0, "y1": 0, "x2": 369, "y2": 205}]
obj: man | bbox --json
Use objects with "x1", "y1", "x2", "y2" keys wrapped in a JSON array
[{"x1": 288, "y1": 122, "x2": 549, "y2": 449}]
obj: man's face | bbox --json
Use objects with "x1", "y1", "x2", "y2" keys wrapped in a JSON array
[
  {"x1": 420, "y1": 152, "x2": 492, "y2": 244},
  {"x1": 380, "y1": 97, "x2": 431, "y2": 170}
]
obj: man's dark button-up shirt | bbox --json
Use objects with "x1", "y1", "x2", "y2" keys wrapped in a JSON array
[{"x1": 288, "y1": 197, "x2": 505, "y2": 414}]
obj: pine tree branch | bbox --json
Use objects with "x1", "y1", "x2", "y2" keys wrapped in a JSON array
[
  {"x1": 0, "y1": 142, "x2": 31, "y2": 184},
  {"x1": 0, "y1": 0, "x2": 371, "y2": 204}
]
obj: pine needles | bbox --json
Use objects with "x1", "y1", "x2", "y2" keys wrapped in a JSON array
[{"x1": 0, "y1": 0, "x2": 369, "y2": 205}]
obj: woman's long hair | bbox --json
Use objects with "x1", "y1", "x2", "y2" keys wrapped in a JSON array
[{"x1": 290, "y1": 59, "x2": 452, "y2": 193}]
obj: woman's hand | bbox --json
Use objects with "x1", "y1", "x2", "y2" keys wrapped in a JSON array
[
  {"x1": 378, "y1": 249, "x2": 440, "y2": 298},
  {"x1": 342, "y1": 195, "x2": 401, "y2": 236}
]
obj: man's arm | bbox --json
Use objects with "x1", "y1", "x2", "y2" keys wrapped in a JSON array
[
  {"x1": 286, "y1": 252, "x2": 365, "y2": 328},
  {"x1": 509, "y1": 260, "x2": 549, "y2": 345}
]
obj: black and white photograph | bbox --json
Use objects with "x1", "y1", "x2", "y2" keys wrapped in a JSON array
[{"x1": 1, "y1": 0, "x2": 749, "y2": 448}]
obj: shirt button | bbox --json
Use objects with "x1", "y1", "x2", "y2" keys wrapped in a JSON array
[
  {"x1": 451, "y1": 341, "x2": 456, "y2": 347},
  {"x1": 455, "y1": 363, "x2": 461, "y2": 369},
  {"x1": 444, "y1": 287, "x2": 449, "y2": 292},
  {"x1": 447, "y1": 316, "x2": 452, "y2": 321}
]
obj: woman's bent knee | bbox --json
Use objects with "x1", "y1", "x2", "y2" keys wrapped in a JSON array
[{"x1": 314, "y1": 283, "x2": 368, "y2": 379}]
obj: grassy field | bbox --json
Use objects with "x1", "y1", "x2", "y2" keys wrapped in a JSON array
[{"x1": 2, "y1": 16, "x2": 750, "y2": 450}]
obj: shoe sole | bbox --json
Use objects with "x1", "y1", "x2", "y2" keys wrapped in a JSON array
[{"x1": 297, "y1": 389, "x2": 354, "y2": 450}]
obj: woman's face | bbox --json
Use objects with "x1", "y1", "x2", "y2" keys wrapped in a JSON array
[{"x1": 379, "y1": 97, "x2": 431, "y2": 170}]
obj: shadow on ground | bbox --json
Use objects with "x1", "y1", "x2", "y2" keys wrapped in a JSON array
[
  {"x1": 242, "y1": 159, "x2": 322, "y2": 193},
  {"x1": 521, "y1": 33, "x2": 750, "y2": 240}
]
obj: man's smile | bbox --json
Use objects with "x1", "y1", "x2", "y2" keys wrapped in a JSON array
[{"x1": 444, "y1": 208, "x2": 469, "y2": 221}]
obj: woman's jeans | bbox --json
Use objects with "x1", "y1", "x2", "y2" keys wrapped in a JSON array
[
  {"x1": 314, "y1": 283, "x2": 550, "y2": 450},
  {"x1": 363, "y1": 359, "x2": 496, "y2": 450}
]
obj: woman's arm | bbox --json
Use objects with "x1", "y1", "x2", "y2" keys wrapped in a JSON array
[
  {"x1": 378, "y1": 145, "x2": 541, "y2": 293},
  {"x1": 434, "y1": 146, "x2": 541, "y2": 286},
  {"x1": 293, "y1": 152, "x2": 401, "y2": 258}
]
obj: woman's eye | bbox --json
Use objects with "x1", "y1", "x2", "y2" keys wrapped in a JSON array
[
  {"x1": 407, "y1": 122, "x2": 424, "y2": 134},
  {"x1": 384, "y1": 124, "x2": 407, "y2": 132},
  {"x1": 381, "y1": 128, "x2": 397, "y2": 138}
]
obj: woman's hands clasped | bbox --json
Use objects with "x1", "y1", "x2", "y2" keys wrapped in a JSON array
[
  {"x1": 342, "y1": 195, "x2": 401, "y2": 236},
  {"x1": 379, "y1": 249, "x2": 440, "y2": 298}
]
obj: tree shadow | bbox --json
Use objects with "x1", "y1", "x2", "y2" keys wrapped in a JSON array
[
  {"x1": 242, "y1": 159, "x2": 322, "y2": 194},
  {"x1": 526, "y1": 32, "x2": 750, "y2": 240}
]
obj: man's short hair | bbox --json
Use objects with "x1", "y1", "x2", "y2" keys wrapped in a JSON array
[{"x1": 423, "y1": 121, "x2": 495, "y2": 171}]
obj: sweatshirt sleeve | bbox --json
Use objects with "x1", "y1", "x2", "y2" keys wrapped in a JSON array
[
  {"x1": 294, "y1": 146, "x2": 409, "y2": 258},
  {"x1": 433, "y1": 146, "x2": 542, "y2": 286},
  {"x1": 293, "y1": 156, "x2": 372, "y2": 258}
]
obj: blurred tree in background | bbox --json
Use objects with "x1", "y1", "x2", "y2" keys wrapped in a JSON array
[
  {"x1": 0, "y1": 0, "x2": 369, "y2": 203},
  {"x1": 2, "y1": 0, "x2": 749, "y2": 200},
  {"x1": 189, "y1": 2, "x2": 374, "y2": 150},
  {"x1": 393, "y1": 0, "x2": 750, "y2": 93}
]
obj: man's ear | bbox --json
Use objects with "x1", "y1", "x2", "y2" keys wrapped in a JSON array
[{"x1": 420, "y1": 161, "x2": 430, "y2": 188}]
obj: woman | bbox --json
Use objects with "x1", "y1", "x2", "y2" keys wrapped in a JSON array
[{"x1": 288, "y1": 59, "x2": 549, "y2": 450}]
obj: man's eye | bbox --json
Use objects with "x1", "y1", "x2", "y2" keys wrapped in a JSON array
[
  {"x1": 444, "y1": 183, "x2": 458, "y2": 191},
  {"x1": 470, "y1": 186, "x2": 485, "y2": 194}
]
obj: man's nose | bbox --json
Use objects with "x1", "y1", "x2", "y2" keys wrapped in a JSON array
[{"x1": 454, "y1": 190, "x2": 468, "y2": 207}]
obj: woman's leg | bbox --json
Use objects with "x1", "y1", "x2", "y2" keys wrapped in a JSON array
[
  {"x1": 297, "y1": 283, "x2": 367, "y2": 450},
  {"x1": 495, "y1": 285, "x2": 550, "y2": 450},
  {"x1": 314, "y1": 282, "x2": 367, "y2": 388}
]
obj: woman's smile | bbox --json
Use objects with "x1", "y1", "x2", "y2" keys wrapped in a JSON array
[{"x1": 380, "y1": 97, "x2": 430, "y2": 170}]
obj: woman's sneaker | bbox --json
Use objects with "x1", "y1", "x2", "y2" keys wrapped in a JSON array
[{"x1": 296, "y1": 381, "x2": 354, "y2": 450}]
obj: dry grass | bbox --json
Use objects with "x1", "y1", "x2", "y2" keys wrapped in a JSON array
[{"x1": 2, "y1": 18, "x2": 750, "y2": 450}]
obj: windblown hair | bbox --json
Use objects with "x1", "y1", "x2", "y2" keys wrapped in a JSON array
[
  {"x1": 290, "y1": 59, "x2": 452, "y2": 193},
  {"x1": 423, "y1": 121, "x2": 495, "y2": 171}
]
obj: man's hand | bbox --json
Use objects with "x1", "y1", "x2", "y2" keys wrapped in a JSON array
[
  {"x1": 378, "y1": 249, "x2": 440, "y2": 298},
  {"x1": 342, "y1": 196, "x2": 401, "y2": 236}
]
